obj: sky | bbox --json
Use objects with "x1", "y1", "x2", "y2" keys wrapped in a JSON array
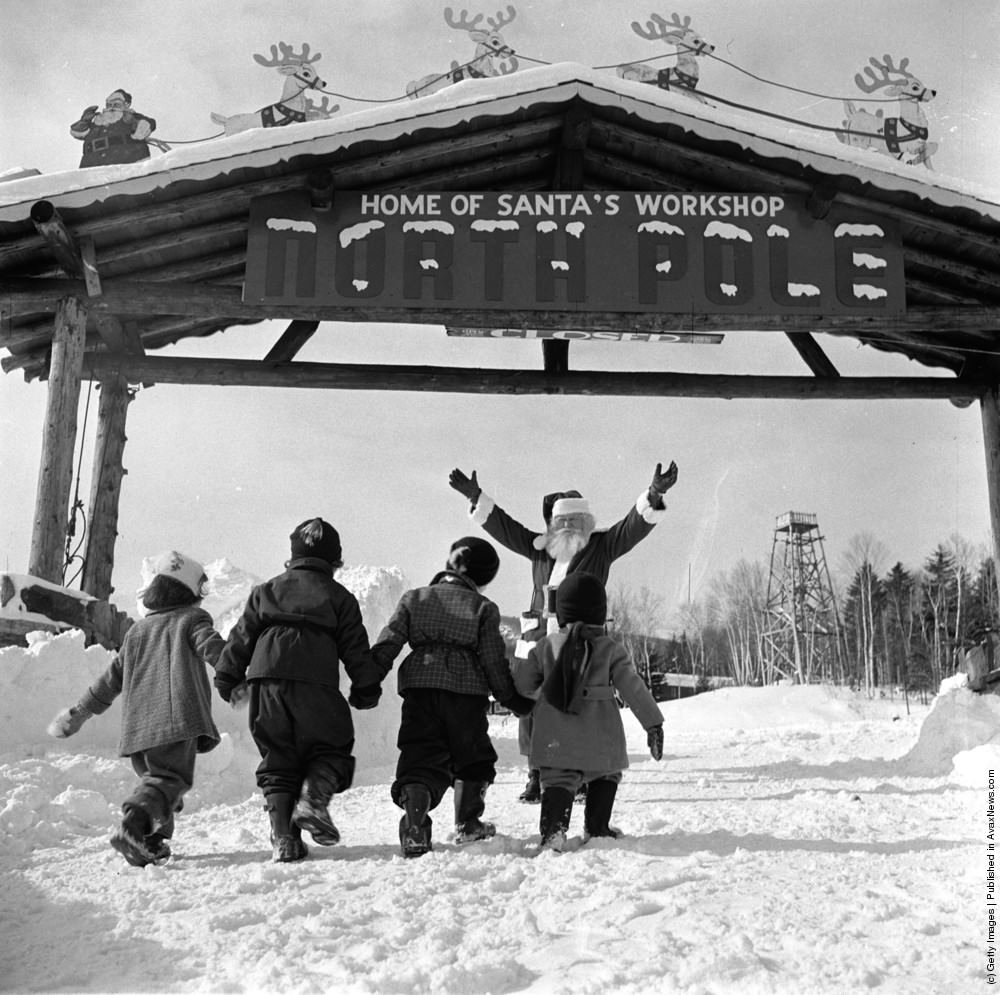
[{"x1": 1, "y1": 0, "x2": 999, "y2": 627}]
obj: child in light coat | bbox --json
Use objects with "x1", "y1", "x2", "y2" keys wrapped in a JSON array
[
  {"x1": 512, "y1": 571, "x2": 664, "y2": 851},
  {"x1": 47, "y1": 551, "x2": 225, "y2": 867}
]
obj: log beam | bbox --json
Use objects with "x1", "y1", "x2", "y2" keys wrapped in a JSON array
[
  {"x1": 981, "y1": 385, "x2": 1000, "y2": 608},
  {"x1": 81, "y1": 374, "x2": 133, "y2": 601},
  {"x1": 3, "y1": 278, "x2": 999, "y2": 336},
  {"x1": 263, "y1": 320, "x2": 319, "y2": 363},
  {"x1": 81, "y1": 353, "x2": 989, "y2": 400},
  {"x1": 785, "y1": 332, "x2": 840, "y2": 377},
  {"x1": 29, "y1": 297, "x2": 86, "y2": 582}
]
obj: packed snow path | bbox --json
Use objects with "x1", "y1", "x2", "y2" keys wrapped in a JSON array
[{"x1": 0, "y1": 680, "x2": 983, "y2": 994}]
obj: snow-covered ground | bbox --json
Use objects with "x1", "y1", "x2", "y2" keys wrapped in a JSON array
[{"x1": 0, "y1": 563, "x2": 994, "y2": 994}]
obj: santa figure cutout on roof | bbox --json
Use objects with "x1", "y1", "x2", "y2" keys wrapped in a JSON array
[{"x1": 70, "y1": 89, "x2": 156, "y2": 168}]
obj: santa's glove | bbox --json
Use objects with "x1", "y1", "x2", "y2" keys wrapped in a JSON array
[
  {"x1": 47, "y1": 704, "x2": 92, "y2": 739},
  {"x1": 647, "y1": 724, "x2": 664, "y2": 761},
  {"x1": 500, "y1": 693, "x2": 535, "y2": 718},
  {"x1": 648, "y1": 461, "x2": 678, "y2": 507},
  {"x1": 448, "y1": 468, "x2": 482, "y2": 504},
  {"x1": 348, "y1": 684, "x2": 382, "y2": 710},
  {"x1": 79, "y1": 105, "x2": 99, "y2": 122},
  {"x1": 214, "y1": 673, "x2": 243, "y2": 703}
]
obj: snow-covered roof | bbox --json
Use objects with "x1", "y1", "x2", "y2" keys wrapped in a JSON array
[
  {"x1": 1, "y1": 64, "x2": 997, "y2": 220},
  {"x1": 1, "y1": 62, "x2": 997, "y2": 381}
]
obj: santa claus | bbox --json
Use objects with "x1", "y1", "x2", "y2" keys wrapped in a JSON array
[{"x1": 70, "y1": 89, "x2": 156, "y2": 168}]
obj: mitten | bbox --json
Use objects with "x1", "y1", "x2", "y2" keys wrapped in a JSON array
[
  {"x1": 500, "y1": 693, "x2": 535, "y2": 718},
  {"x1": 47, "y1": 704, "x2": 92, "y2": 739},
  {"x1": 348, "y1": 684, "x2": 382, "y2": 710},
  {"x1": 648, "y1": 461, "x2": 678, "y2": 505},
  {"x1": 79, "y1": 105, "x2": 99, "y2": 121},
  {"x1": 229, "y1": 681, "x2": 250, "y2": 710},
  {"x1": 448, "y1": 468, "x2": 481, "y2": 503},
  {"x1": 214, "y1": 673, "x2": 241, "y2": 703},
  {"x1": 647, "y1": 724, "x2": 664, "y2": 761}
]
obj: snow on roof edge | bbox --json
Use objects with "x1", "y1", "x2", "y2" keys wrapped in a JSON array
[{"x1": 1, "y1": 63, "x2": 996, "y2": 223}]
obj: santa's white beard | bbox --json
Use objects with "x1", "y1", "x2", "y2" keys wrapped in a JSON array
[
  {"x1": 93, "y1": 109, "x2": 125, "y2": 126},
  {"x1": 545, "y1": 529, "x2": 588, "y2": 562}
]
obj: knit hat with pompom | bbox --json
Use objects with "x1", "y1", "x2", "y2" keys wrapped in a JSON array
[{"x1": 290, "y1": 518, "x2": 343, "y2": 566}]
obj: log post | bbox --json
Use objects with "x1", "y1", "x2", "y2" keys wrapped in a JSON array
[
  {"x1": 81, "y1": 373, "x2": 133, "y2": 600},
  {"x1": 981, "y1": 384, "x2": 1000, "y2": 607},
  {"x1": 28, "y1": 297, "x2": 86, "y2": 582}
]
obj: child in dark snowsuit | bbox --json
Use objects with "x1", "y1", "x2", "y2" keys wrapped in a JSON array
[
  {"x1": 372, "y1": 537, "x2": 535, "y2": 858},
  {"x1": 214, "y1": 518, "x2": 383, "y2": 863},
  {"x1": 47, "y1": 551, "x2": 224, "y2": 867},
  {"x1": 513, "y1": 572, "x2": 664, "y2": 852}
]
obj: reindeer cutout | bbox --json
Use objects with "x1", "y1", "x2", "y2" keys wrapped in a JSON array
[
  {"x1": 406, "y1": 6, "x2": 519, "y2": 100},
  {"x1": 209, "y1": 43, "x2": 339, "y2": 135},
  {"x1": 617, "y1": 12, "x2": 715, "y2": 100},
  {"x1": 837, "y1": 55, "x2": 937, "y2": 168}
]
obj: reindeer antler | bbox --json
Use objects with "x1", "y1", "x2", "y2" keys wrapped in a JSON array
[
  {"x1": 253, "y1": 41, "x2": 322, "y2": 68},
  {"x1": 854, "y1": 54, "x2": 916, "y2": 93},
  {"x1": 631, "y1": 12, "x2": 692, "y2": 41},
  {"x1": 445, "y1": 8, "x2": 486, "y2": 32},
  {"x1": 486, "y1": 5, "x2": 517, "y2": 31}
]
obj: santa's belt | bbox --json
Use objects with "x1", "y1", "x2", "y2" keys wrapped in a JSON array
[{"x1": 85, "y1": 135, "x2": 130, "y2": 152}]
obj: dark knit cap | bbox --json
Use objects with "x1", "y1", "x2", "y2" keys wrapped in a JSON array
[
  {"x1": 556, "y1": 571, "x2": 607, "y2": 626},
  {"x1": 542, "y1": 489, "x2": 583, "y2": 524},
  {"x1": 448, "y1": 536, "x2": 500, "y2": 587},
  {"x1": 290, "y1": 518, "x2": 343, "y2": 566}
]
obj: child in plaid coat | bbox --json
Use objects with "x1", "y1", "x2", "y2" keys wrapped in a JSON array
[{"x1": 372, "y1": 536, "x2": 534, "y2": 857}]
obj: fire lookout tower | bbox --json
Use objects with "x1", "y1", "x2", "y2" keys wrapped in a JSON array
[{"x1": 761, "y1": 512, "x2": 845, "y2": 683}]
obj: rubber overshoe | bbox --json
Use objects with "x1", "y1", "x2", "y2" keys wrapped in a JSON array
[
  {"x1": 292, "y1": 797, "x2": 340, "y2": 846},
  {"x1": 110, "y1": 810, "x2": 157, "y2": 868},
  {"x1": 454, "y1": 819, "x2": 496, "y2": 845},
  {"x1": 145, "y1": 833, "x2": 172, "y2": 863},
  {"x1": 399, "y1": 816, "x2": 433, "y2": 859},
  {"x1": 272, "y1": 833, "x2": 308, "y2": 863}
]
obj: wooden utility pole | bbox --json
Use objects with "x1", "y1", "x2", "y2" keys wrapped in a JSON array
[
  {"x1": 28, "y1": 297, "x2": 86, "y2": 582},
  {"x1": 81, "y1": 373, "x2": 133, "y2": 600}
]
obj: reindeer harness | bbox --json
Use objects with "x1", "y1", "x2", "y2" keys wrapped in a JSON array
[{"x1": 883, "y1": 118, "x2": 929, "y2": 157}]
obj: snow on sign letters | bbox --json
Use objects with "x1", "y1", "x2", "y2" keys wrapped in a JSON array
[{"x1": 243, "y1": 191, "x2": 904, "y2": 315}]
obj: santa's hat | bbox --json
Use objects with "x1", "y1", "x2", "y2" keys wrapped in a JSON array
[
  {"x1": 138, "y1": 550, "x2": 207, "y2": 599},
  {"x1": 550, "y1": 496, "x2": 592, "y2": 520},
  {"x1": 542, "y1": 489, "x2": 582, "y2": 524}
]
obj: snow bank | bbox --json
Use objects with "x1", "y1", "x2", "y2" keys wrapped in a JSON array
[{"x1": 0, "y1": 561, "x2": 408, "y2": 842}]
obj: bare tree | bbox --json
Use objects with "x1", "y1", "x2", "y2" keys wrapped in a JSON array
[
  {"x1": 708, "y1": 559, "x2": 767, "y2": 685},
  {"x1": 608, "y1": 584, "x2": 665, "y2": 686}
]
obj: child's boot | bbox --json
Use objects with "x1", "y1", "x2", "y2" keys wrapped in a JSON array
[
  {"x1": 453, "y1": 780, "x2": 496, "y2": 845},
  {"x1": 110, "y1": 804, "x2": 157, "y2": 867},
  {"x1": 538, "y1": 786, "x2": 574, "y2": 852},
  {"x1": 583, "y1": 778, "x2": 623, "y2": 841},
  {"x1": 398, "y1": 783, "x2": 433, "y2": 858},
  {"x1": 518, "y1": 768, "x2": 541, "y2": 803},
  {"x1": 266, "y1": 792, "x2": 308, "y2": 862},
  {"x1": 292, "y1": 770, "x2": 341, "y2": 846}
]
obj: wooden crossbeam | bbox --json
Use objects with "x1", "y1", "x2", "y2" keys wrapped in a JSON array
[
  {"x1": 263, "y1": 321, "x2": 319, "y2": 363},
  {"x1": 3, "y1": 278, "x2": 999, "y2": 336},
  {"x1": 82, "y1": 353, "x2": 990, "y2": 401},
  {"x1": 785, "y1": 332, "x2": 840, "y2": 377}
]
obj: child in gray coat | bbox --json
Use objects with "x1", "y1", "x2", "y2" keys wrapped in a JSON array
[
  {"x1": 48, "y1": 551, "x2": 225, "y2": 867},
  {"x1": 512, "y1": 571, "x2": 664, "y2": 851}
]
